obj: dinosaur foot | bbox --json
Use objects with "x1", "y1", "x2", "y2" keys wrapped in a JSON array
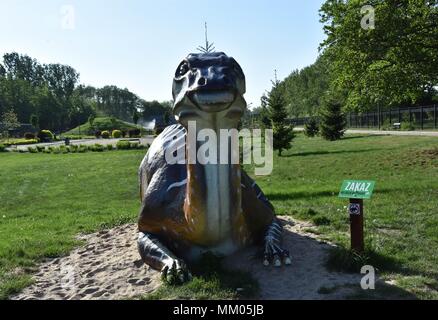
[
  {"x1": 263, "y1": 246, "x2": 291, "y2": 267},
  {"x1": 161, "y1": 259, "x2": 192, "y2": 285},
  {"x1": 262, "y1": 220, "x2": 291, "y2": 267}
]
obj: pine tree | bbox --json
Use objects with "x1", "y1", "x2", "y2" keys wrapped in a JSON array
[
  {"x1": 319, "y1": 99, "x2": 346, "y2": 141},
  {"x1": 30, "y1": 114, "x2": 39, "y2": 130},
  {"x1": 267, "y1": 76, "x2": 294, "y2": 156},
  {"x1": 132, "y1": 111, "x2": 139, "y2": 125},
  {"x1": 304, "y1": 117, "x2": 319, "y2": 137}
]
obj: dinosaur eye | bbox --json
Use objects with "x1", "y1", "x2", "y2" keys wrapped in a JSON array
[{"x1": 175, "y1": 61, "x2": 190, "y2": 77}]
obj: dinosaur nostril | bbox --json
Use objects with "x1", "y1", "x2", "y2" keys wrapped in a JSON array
[{"x1": 198, "y1": 77, "x2": 207, "y2": 86}]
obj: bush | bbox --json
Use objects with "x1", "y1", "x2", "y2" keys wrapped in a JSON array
[
  {"x1": 101, "y1": 131, "x2": 110, "y2": 139},
  {"x1": 92, "y1": 144, "x2": 105, "y2": 152},
  {"x1": 37, "y1": 130, "x2": 54, "y2": 142},
  {"x1": 116, "y1": 141, "x2": 131, "y2": 150},
  {"x1": 70, "y1": 145, "x2": 78, "y2": 153},
  {"x1": 95, "y1": 130, "x2": 102, "y2": 138},
  {"x1": 36, "y1": 145, "x2": 45, "y2": 152},
  {"x1": 107, "y1": 144, "x2": 113, "y2": 151},
  {"x1": 24, "y1": 132, "x2": 36, "y2": 140},
  {"x1": 112, "y1": 130, "x2": 122, "y2": 138},
  {"x1": 27, "y1": 147, "x2": 38, "y2": 153},
  {"x1": 128, "y1": 128, "x2": 141, "y2": 138},
  {"x1": 0, "y1": 144, "x2": 6, "y2": 152},
  {"x1": 304, "y1": 118, "x2": 319, "y2": 137},
  {"x1": 78, "y1": 146, "x2": 87, "y2": 153},
  {"x1": 401, "y1": 121, "x2": 415, "y2": 131},
  {"x1": 5, "y1": 139, "x2": 39, "y2": 146}
]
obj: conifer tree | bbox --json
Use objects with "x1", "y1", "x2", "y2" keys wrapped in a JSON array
[
  {"x1": 267, "y1": 74, "x2": 294, "y2": 156},
  {"x1": 319, "y1": 99, "x2": 346, "y2": 141},
  {"x1": 304, "y1": 117, "x2": 319, "y2": 137}
]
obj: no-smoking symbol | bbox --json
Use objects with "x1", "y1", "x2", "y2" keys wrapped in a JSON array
[{"x1": 348, "y1": 203, "x2": 361, "y2": 215}]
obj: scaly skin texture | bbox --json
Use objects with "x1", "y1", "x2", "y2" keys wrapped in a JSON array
[{"x1": 137, "y1": 52, "x2": 290, "y2": 284}]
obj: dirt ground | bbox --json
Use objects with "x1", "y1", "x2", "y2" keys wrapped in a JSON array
[{"x1": 11, "y1": 217, "x2": 387, "y2": 300}]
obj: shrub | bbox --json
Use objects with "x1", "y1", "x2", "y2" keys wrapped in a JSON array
[
  {"x1": 304, "y1": 118, "x2": 319, "y2": 137},
  {"x1": 112, "y1": 130, "x2": 122, "y2": 138},
  {"x1": 128, "y1": 128, "x2": 141, "y2": 138},
  {"x1": 70, "y1": 145, "x2": 78, "y2": 153},
  {"x1": 27, "y1": 147, "x2": 38, "y2": 153},
  {"x1": 401, "y1": 121, "x2": 415, "y2": 131},
  {"x1": 381, "y1": 119, "x2": 392, "y2": 131},
  {"x1": 116, "y1": 141, "x2": 131, "y2": 150},
  {"x1": 121, "y1": 130, "x2": 127, "y2": 138},
  {"x1": 92, "y1": 144, "x2": 105, "y2": 152},
  {"x1": 0, "y1": 144, "x2": 6, "y2": 152},
  {"x1": 36, "y1": 145, "x2": 45, "y2": 152},
  {"x1": 101, "y1": 131, "x2": 110, "y2": 139},
  {"x1": 107, "y1": 144, "x2": 113, "y2": 151},
  {"x1": 95, "y1": 130, "x2": 102, "y2": 138},
  {"x1": 24, "y1": 132, "x2": 36, "y2": 140},
  {"x1": 78, "y1": 146, "x2": 87, "y2": 153},
  {"x1": 6, "y1": 139, "x2": 39, "y2": 146},
  {"x1": 38, "y1": 130, "x2": 54, "y2": 142},
  {"x1": 52, "y1": 147, "x2": 61, "y2": 154}
]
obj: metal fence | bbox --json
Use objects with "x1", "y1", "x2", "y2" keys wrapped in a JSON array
[{"x1": 290, "y1": 105, "x2": 438, "y2": 130}]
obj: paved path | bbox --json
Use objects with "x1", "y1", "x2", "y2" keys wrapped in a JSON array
[
  {"x1": 295, "y1": 127, "x2": 438, "y2": 137},
  {"x1": 7, "y1": 136, "x2": 156, "y2": 151}
]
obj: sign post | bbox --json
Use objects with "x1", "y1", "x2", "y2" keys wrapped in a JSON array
[{"x1": 339, "y1": 180, "x2": 375, "y2": 253}]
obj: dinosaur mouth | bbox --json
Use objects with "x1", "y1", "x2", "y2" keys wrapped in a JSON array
[{"x1": 191, "y1": 90, "x2": 236, "y2": 112}]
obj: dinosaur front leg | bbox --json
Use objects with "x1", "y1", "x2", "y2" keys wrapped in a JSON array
[
  {"x1": 263, "y1": 218, "x2": 292, "y2": 267},
  {"x1": 138, "y1": 232, "x2": 192, "y2": 284}
]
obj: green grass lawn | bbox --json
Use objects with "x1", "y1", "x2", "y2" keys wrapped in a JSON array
[
  {"x1": 245, "y1": 133, "x2": 438, "y2": 299},
  {"x1": 1, "y1": 133, "x2": 437, "y2": 299},
  {"x1": 0, "y1": 150, "x2": 146, "y2": 299}
]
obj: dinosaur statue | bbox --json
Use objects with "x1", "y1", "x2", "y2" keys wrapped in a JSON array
[{"x1": 137, "y1": 52, "x2": 291, "y2": 283}]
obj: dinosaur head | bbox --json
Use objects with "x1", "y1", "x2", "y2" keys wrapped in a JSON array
[{"x1": 172, "y1": 52, "x2": 246, "y2": 126}]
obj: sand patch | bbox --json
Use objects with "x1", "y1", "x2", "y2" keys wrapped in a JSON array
[
  {"x1": 12, "y1": 217, "x2": 382, "y2": 300},
  {"x1": 11, "y1": 224, "x2": 161, "y2": 300}
]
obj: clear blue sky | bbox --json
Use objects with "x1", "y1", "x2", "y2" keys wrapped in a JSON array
[{"x1": 0, "y1": 0, "x2": 326, "y2": 108}]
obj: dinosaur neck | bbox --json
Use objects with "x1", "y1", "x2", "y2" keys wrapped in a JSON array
[{"x1": 184, "y1": 115, "x2": 242, "y2": 245}]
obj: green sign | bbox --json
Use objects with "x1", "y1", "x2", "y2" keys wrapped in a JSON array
[{"x1": 339, "y1": 180, "x2": 375, "y2": 199}]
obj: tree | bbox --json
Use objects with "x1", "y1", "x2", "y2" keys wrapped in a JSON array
[
  {"x1": 132, "y1": 110, "x2": 139, "y2": 125},
  {"x1": 319, "y1": 0, "x2": 438, "y2": 110},
  {"x1": 88, "y1": 114, "x2": 96, "y2": 128},
  {"x1": 258, "y1": 94, "x2": 272, "y2": 129},
  {"x1": 110, "y1": 116, "x2": 117, "y2": 130},
  {"x1": 30, "y1": 114, "x2": 39, "y2": 130},
  {"x1": 1, "y1": 109, "x2": 20, "y2": 141},
  {"x1": 319, "y1": 99, "x2": 346, "y2": 141},
  {"x1": 267, "y1": 76, "x2": 295, "y2": 156},
  {"x1": 304, "y1": 117, "x2": 319, "y2": 137}
]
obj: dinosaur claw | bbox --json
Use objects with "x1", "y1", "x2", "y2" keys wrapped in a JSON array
[
  {"x1": 161, "y1": 259, "x2": 192, "y2": 285},
  {"x1": 273, "y1": 256, "x2": 282, "y2": 267}
]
